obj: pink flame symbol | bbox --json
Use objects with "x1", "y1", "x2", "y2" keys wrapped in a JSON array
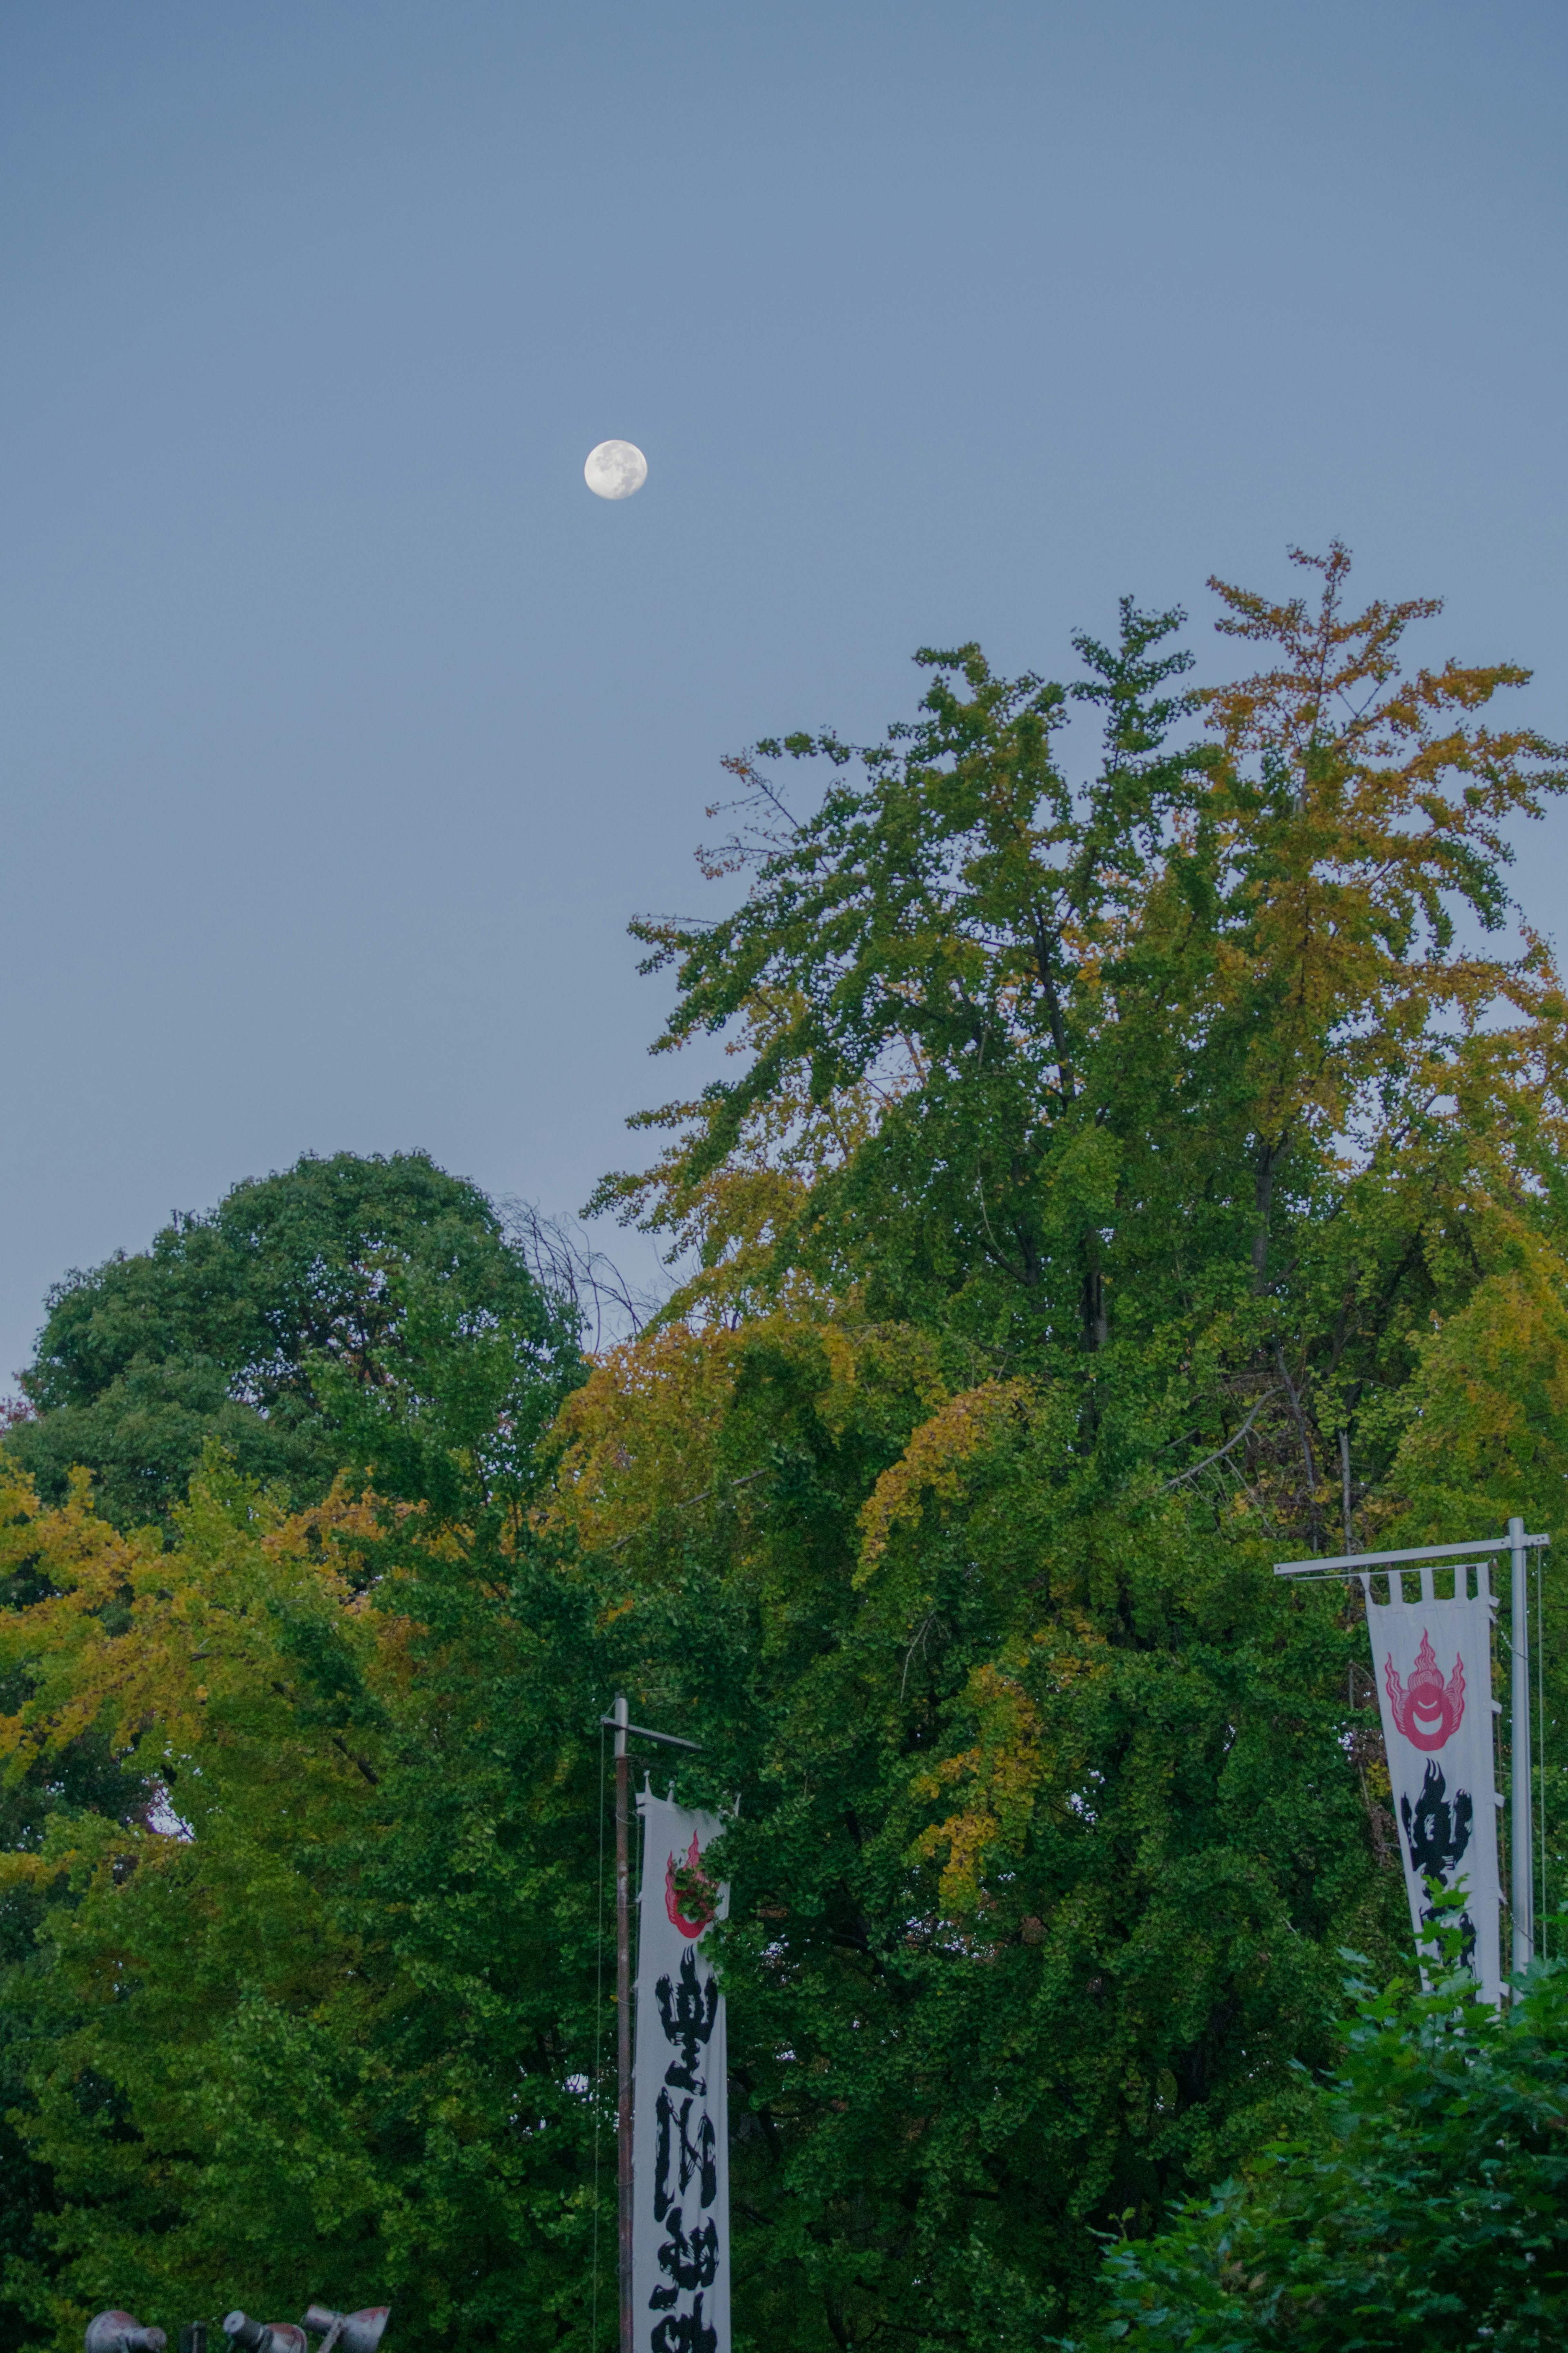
[
  {"x1": 1385, "y1": 1629, "x2": 1466, "y2": 1752},
  {"x1": 665, "y1": 1833, "x2": 715, "y2": 1938}
]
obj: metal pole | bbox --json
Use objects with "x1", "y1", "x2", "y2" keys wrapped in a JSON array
[
  {"x1": 595, "y1": 1698, "x2": 699, "y2": 2353},
  {"x1": 614, "y1": 1692, "x2": 634, "y2": 2353},
  {"x1": 1510, "y1": 1516, "x2": 1534, "y2": 1973}
]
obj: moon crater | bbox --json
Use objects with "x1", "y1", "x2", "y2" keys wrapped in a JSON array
[{"x1": 584, "y1": 439, "x2": 648, "y2": 499}]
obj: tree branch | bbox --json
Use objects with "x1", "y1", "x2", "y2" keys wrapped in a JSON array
[{"x1": 1158, "y1": 1389, "x2": 1279, "y2": 1492}]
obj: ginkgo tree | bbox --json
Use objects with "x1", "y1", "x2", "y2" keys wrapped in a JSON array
[{"x1": 564, "y1": 544, "x2": 1568, "y2": 2341}]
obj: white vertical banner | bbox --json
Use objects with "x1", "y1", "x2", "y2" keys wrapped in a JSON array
[
  {"x1": 632, "y1": 1793, "x2": 730, "y2": 2353},
  {"x1": 1364, "y1": 1561, "x2": 1503, "y2": 2002}
]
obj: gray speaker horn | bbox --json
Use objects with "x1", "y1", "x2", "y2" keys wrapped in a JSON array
[
  {"x1": 300, "y1": 2307, "x2": 390, "y2": 2353},
  {"x1": 87, "y1": 2316, "x2": 167, "y2": 2353},
  {"x1": 225, "y1": 2318, "x2": 307, "y2": 2353}
]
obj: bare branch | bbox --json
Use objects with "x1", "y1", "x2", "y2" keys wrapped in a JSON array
[
  {"x1": 501, "y1": 1201, "x2": 666, "y2": 1351},
  {"x1": 1158, "y1": 1388, "x2": 1280, "y2": 1492}
]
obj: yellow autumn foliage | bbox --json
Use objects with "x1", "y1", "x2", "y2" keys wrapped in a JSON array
[
  {"x1": 538, "y1": 1320, "x2": 753, "y2": 1558},
  {"x1": 0, "y1": 1452, "x2": 397, "y2": 1896},
  {"x1": 541, "y1": 1304, "x2": 951, "y2": 1564},
  {"x1": 1388, "y1": 1238, "x2": 1568, "y2": 1515},
  {"x1": 591, "y1": 986, "x2": 891, "y2": 1327},
  {"x1": 913, "y1": 1630, "x2": 1107, "y2": 1914},
  {"x1": 856, "y1": 1378, "x2": 1036, "y2": 1581}
]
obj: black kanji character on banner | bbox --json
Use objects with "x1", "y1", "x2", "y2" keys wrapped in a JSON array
[
  {"x1": 648, "y1": 2211, "x2": 719, "y2": 2308},
  {"x1": 653, "y1": 2087, "x2": 717, "y2": 2221},
  {"x1": 656, "y1": 1947, "x2": 719, "y2": 2094},
  {"x1": 1401, "y1": 1757, "x2": 1477, "y2": 1967},
  {"x1": 1401, "y1": 1757, "x2": 1472, "y2": 1880},
  {"x1": 650, "y1": 2302, "x2": 717, "y2": 2353}
]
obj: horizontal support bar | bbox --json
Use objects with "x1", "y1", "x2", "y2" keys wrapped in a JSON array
[
  {"x1": 1275, "y1": 1532, "x2": 1549, "y2": 1577},
  {"x1": 599, "y1": 1713, "x2": 702, "y2": 1751}
]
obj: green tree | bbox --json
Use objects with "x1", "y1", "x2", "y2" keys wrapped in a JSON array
[
  {"x1": 1073, "y1": 1934, "x2": 1568, "y2": 2351},
  {"x1": 603, "y1": 546, "x2": 1566, "y2": 1445},
  {"x1": 543, "y1": 1297, "x2": 1395, "y2": 2348},
  {"x1": 5, "y1": 1151, "x2": 572, "y2": 1533},
  {"x1": 0, "y1": 1417, "x2": 597, "y2": 2346},
  {"x1": 0, "y1": 1156, "x2": 588, "y2": 2352},
  {"x1": 557, "y1": 545, "x2": 1568, "y2": 2341}
]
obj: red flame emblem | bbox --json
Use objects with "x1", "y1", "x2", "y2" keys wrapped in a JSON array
[
  {"x1": 665, "y1": 1834, "x2": 716, "y2": 1939},
  {"x1": 1385, "y1": 1630, "x2": 1466, "y2": 1752}
]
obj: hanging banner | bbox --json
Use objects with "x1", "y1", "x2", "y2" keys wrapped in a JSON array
[
  {"x1": 1363, "y1": 1559, "x2": 1502, "y2": 2001},
  {"x1": 632, "y1": 1793, "x2": 730, "y2": 2353}
]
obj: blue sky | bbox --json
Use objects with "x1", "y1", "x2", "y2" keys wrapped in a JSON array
[{"x1": 2, "y1": 0, "x2": 1566, "y2": 1380}]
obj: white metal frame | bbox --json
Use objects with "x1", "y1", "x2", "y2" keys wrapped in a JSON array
[{"x1": 1275, "y1": 1519, "x2": 1549, "y2": 1973}]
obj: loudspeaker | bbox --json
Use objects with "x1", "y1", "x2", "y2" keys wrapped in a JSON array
[
  {"x1": 87, "y1": 2315, "x2": 167, "y2": 2353},
  {"x1": 300, "y1": 2307, "x2": 390, "y2": 2353},
  {"x1": 224, "y1": 2317, "x2": 307, "y2": 2353}
]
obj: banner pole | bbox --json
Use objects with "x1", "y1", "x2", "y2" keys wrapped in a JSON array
[
  {"x1": 614, "y1": 1692, "x2": 633, "y2": 2353},
  {"x1": 597, "y1": 1701, "x2": 704, "y2": 2353},
  {"x1": 1510, "y1": 1517, "x2": 1533, "y2": 1973},
  {"x1": 1276, "y1": 1524, "x2": 1548, "y2": 2005}
]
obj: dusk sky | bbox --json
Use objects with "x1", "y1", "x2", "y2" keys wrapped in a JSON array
[{"x1": 3, "y1": 0, "x2": 1566, "y2": 1382}]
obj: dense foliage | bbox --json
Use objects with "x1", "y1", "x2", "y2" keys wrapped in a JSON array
[
  {"x1": 0, "y1": 1456, "x2": 606, "y2": 2346},
  {"x1": 7, "y1": 1151, "x2": 567, "y2": 1532},
  {"x1": 2, "y1": 548, "x2": 1565, "y2": 2353},
  {"x1": 1074, "y1": 1929, "x2": 1568, "y2": 2351},
  {"x1": 0, "y1": 1154, "x2": 584, "y2": 2352}
]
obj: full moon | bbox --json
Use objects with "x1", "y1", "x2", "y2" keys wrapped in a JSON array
[{"x1": 584, "y1": 439, "x2": 648, "y2": 500}]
